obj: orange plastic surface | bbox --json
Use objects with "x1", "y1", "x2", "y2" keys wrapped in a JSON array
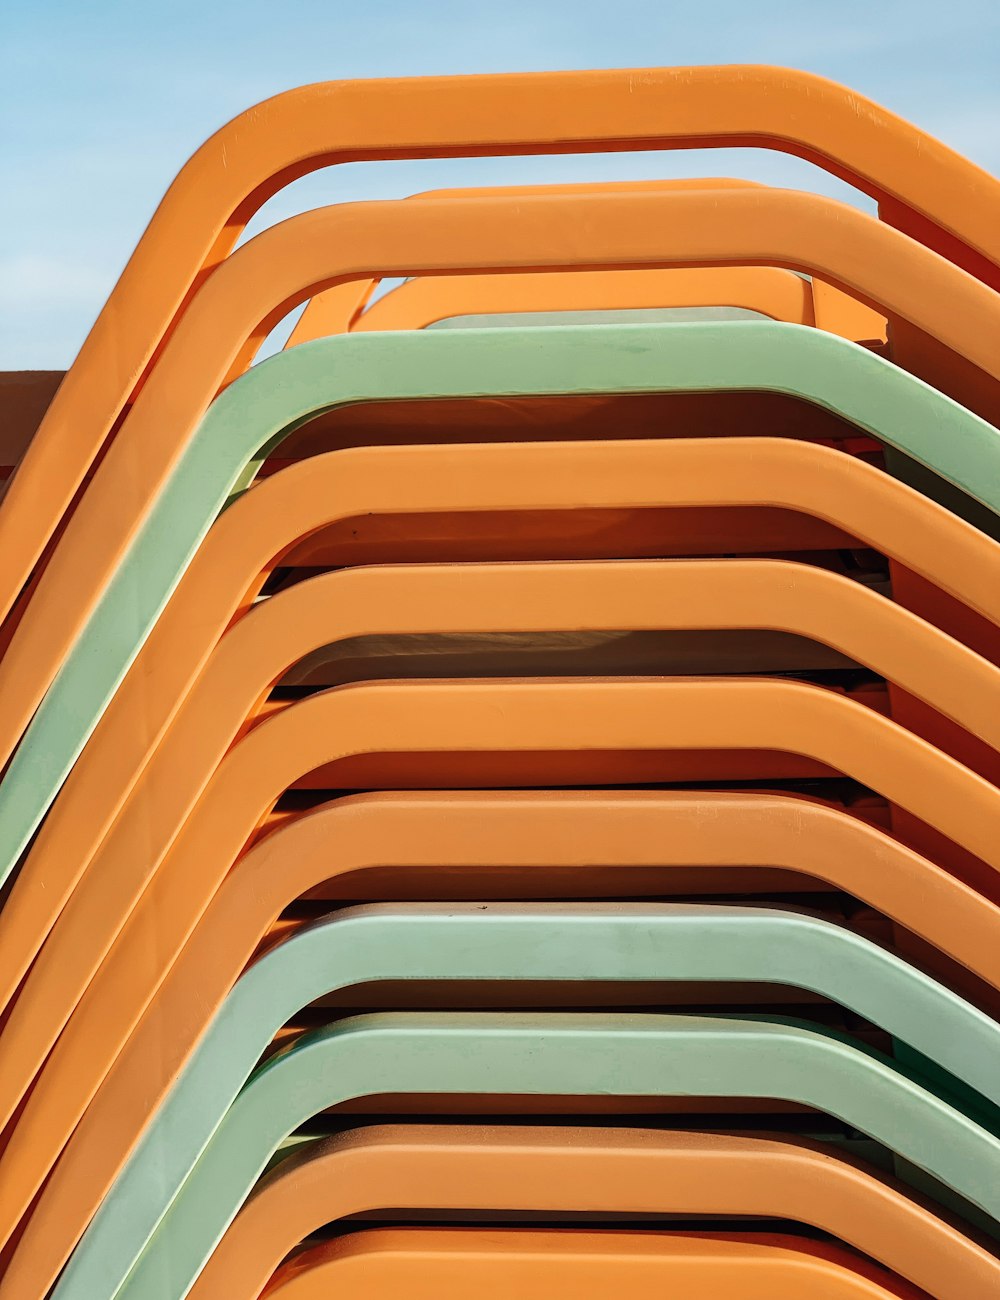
[
  {"x1": 188, "y1": 1127, "x2": 998, "y2": 1299},
  {"x1": 4, "y1": 554, "x2": 996, "y2": 1167},
  {"x1": 7, "y1": 556, "x2": 996, "y2": 1117},
  {"x1": 8, "y1": 58, "x2": 996, "y2": 643},
  {"x1": 301, "y1": 264, "x2": 885, "y2": 339},
  {"x1": 3, "y1": 434, "x2": 995, "y2": 1060},
  {"x1": 15, "y1": 787, "x2": 1000, "y2": 1298},
  {"x1": 261, "y1": 1227, "x2": 925, "y2": 1299},
  {"x1": 1, "y1": 674, "x2": 998, "y2": 1263},
  {"x1": 289, "y1": 180, "x2": 886, "y2": 345},
  {"x1": 0, "y1": 183, "x2": 996, "y2": 790}
]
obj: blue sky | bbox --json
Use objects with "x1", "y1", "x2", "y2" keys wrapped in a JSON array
[{"x1": 3, "y1": 0, "x2": 998, "y2": 367}]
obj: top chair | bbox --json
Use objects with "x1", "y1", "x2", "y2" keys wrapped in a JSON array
[{"x1": 8, "y1": 64, "x2": 998, "y2": 634}]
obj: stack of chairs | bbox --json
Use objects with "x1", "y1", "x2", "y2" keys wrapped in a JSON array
[{"x1": 0, "y1": 64, "x2": 998, "y2": 1300}]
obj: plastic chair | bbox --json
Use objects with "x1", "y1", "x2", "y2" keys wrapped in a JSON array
[
  {"x1": 201, "y1": 1127, "x2": 1000, "y2": 1300},
  {"x1": 183, "y1": 1125, "x2": 1000, "y2": 1300},
  {"x1": 6, "y1": 545, "x2": 996, "y2": 1068},
  {"x1": 7, "y1": 553, "x2": 997, "y2": 1142},
  {"x1": 293, "y1": 262, "x2": 884, "y2": 341},
  {"x1": 2, "y1": 183, "x2": 998, "y2": 839},
  {"x1": 16, "y1": 881, "x2": 1000, "y2": 1297},
  {"x1": 259, "y1": 1228, "x2": 927, "y2": 1299},
  {"x1": 288, "y1": 179, "x2": 886, "y2": 346},
  {"x1": 5, "y1": 436, "x2": 995, "y2": 1111},
  {"x1": 63, "y1": 1010, "x2": 1000, "y2": 1300},
  {"x1": 4, "y1": 64, "x2": 999, "y2": 1300},
  {"x1": 3, "y1": 320, "x2": 998, "y2": 889},
  {"x1": 17, "y1": 784, "x2": 1000, "y2": 1294},
  {"x1": 6, "y1": 665, "x2": 998, "y2": 1126},
  {"x1": 7, "y1": 60, "x2": 996, "y2": 647},
  {"x1": 4, "y1": 429, "x2": 995, "y2": 1045},
  {"x1": 3, "y1": 672, "x2": 998, "y2": 1269}
]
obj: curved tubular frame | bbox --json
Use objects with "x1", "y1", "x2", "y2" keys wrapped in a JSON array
[
  {"x1": 36, "y1": 901, "x2": 1000, "y2": 1300},
  {"x1": 189, "y1": 1126, "x2": 1000, "y2": 1300},
  {"x1": 261, "y1": 1228, "x2": 924, "y2": 1300},
  {"x1": 7, "y1": 557, "x2": 997, "y2": 1164},
  {"x1": 288, "y1": 263, "x2": 843, "y2": 340},
  {"x1": 3, "y1": 320, "x2": 998, "y2": 888},
  {"x1": 5, "y1": 437, "x2": 996, "y2": 1080},
  {"x1": 92, "y1": 1009, "x2": 1000, "y2": 1300},
  {"x1": 3, "y1": 674, "x2": 999, "y2": 1269},
  {"x1": 289, "y1": 180, "x2": 886, "y2": 345},
  {"x1": 1, "y1": 191, "x2": 999, "y2": 813},
  {"x1": 7, "y1": 61, "x2": 998, "y2": 639},
  {"x1": 293, "y1": 265, "x2": 812, "y2": 339},
  {"x1": 16, "y1": 790, "x2": 1000, "y2": 1300},
  {"x1": 318, "y1": 266, "x2": 882, "y2": 338}
]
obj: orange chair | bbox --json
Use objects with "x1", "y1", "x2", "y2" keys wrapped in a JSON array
[
  {"x1": 1, "y1": 183, "x2": 997, "y2": 804},
  {"x1": 7, "y1": 554, "x2": 997, "y2": 1093},
  {"x1": 288, "y1": 180, "x2": 886, "y2": 346},
  {"x1": 7, "y1": 60, "x2": 996, "y2": 645},
  {"x1": 292, "y1": 261, "x2": 884, "y2": 342},
  {"x1": 16, "y1": 787, "x2": 1000, "y2": 1295},
  {"x1": 191, "y1": 1127, "x2": 1000, "y2": 1300},
  {"x1": 258, "y1": 1227, "x2": 928, "y2": 1299},
  {"x1": 5, "y1": 553, "x2": 997, "y2": 1155},
  {"x1": 3, "y1": 65, "x2": 999, "y2": 1300},
  {"x1": 3, "y1": 432, "x2": 995, "y2": 1049},
  {"x1": 2, "y1": 672, "x2": 999, "y2": 1267}
]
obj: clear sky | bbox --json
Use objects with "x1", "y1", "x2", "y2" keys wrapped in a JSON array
[{"x1": 3, "y1": 0, "x2": 998, "y2": 367}]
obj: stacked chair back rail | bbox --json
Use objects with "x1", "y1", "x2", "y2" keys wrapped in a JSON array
[
  {"x1": 4, "y1": 65, "x2": 999, "y2": 1300},
  {"x1": 6, "y1": 60, "x2": 998, "y2": 655},
  {"x1": 5, "y1": 554, "x2": 999, "y2": 1142},
  {"x1": 14, "y1": 894, "x2": 1000, "y2": 1295},
  {"x1": 12, "y1": 786, "x2": 1000, "y2": 1297},
  {"x1": 3, "y1": 318, "x2": 999, "y2": 883},
  {"x1": 1, "y1": 185, "x2": 1000, "y2": 861},
  {"x1": 190, "y1": 1125, "x2": 1000, "y2": 1300},
  {"x1": 254, "y1": 1227, "x2": 931, "y2": 1299},
  {"x1": 291, "y1": 260, "x2": 884, "y2": 341},
  {"x1": 62, "y1": 1011, "x2": 1000, "y2": 1300},
  {"x1": 3, "y1": 430, "x2": 996, "y2": 1047},
  {"x1": 3, "y1": 672, "x2": 1000, "y2": 1276},
  {"x1": 286, "y1": 178, "x2": 887, "y2": 344},
  {"x1": 2, "y1": 184, "x2": 998, "y2": 741}
]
